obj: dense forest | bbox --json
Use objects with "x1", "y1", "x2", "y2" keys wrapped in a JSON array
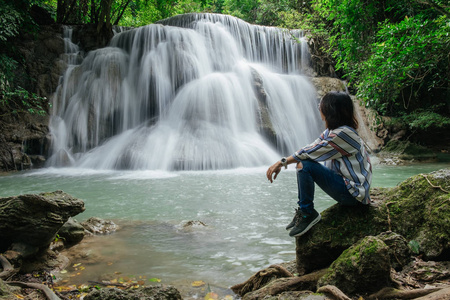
[{"x1": 1, "y1": 0, "x2": 449, "y2": 142}]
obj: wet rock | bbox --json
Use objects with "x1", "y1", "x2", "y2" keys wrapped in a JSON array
[
  {"x1": 82, "y1": 217, "x2": 118, "y2": 235},
  {"x1": 0, "y1": 191, "x2": 85, "y2": 254},
  {"x1": 57, "y1": 217, "x2": 86, "y2": 246},
  {"x1": 317, "y1": 236, "x2": 392, "y2": 295},
  {"x1": 83, "y1": 285, "x2": 182, "y2": 300},
  {"x1": 182, "y1": 220, "x2": 207, "y2": 228}
]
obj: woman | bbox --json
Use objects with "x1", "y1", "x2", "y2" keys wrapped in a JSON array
[{"x1": 266, "y1": 91, "x2": 372, "y2": 237}]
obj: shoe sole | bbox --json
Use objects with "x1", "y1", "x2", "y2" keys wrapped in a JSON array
[{"x1": 290, "y1": 214, "x2": 321, "y2": 237}]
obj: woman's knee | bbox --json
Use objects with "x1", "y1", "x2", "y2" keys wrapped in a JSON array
[{"x1": 297, "y1": 159, "x2": 318, "y2": 171}]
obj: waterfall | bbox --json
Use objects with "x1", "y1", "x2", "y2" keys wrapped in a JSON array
[{"x1": 48, "y1": 14, "x2": 323, "y2": 171}]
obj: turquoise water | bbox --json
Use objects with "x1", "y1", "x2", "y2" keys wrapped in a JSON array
[{"x1": 1, "y1": 160, "x2": 449, "y2": 290}]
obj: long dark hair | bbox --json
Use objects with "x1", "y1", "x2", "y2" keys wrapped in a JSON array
[{"x1": 319, "y1": 91, "x2": 358, "y2": 130}]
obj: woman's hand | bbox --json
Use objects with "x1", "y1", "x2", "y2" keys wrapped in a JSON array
[{"x1": 266, "y1": 161, "x2": 282, "y2": 183}]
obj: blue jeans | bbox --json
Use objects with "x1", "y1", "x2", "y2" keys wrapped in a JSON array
[{"x1": 296, "y1": 159, "x2": 359, "y2": 214}]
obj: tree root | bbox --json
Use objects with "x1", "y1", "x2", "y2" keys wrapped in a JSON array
[
  {"x1": 7, "y1": 281, "x2": 62, "y2": 300},
  {"x1": 368, "y1": 286, "x2": 448, "y2": 299},
  {"x1": 317, "y1": 285, "x2": 352, "y2": 300},
  {"x1": 266, "y1": 269, "x2": 328, "y2": 295},
  {"x1": 2, "y1": 254, "x2": 61, "y2": 300},
  {"x1": 230, "y1": 264, "x2": 293, "y2": 296},
  {"x1": 0, "y1": 254, "x2": 16, "y2": 280},
  {"x1": 421, "y1": 174, "x2": 450, "y2": 194},
  {"x1": 414, "y1": 287, "x2": 450, "y2": 300}
]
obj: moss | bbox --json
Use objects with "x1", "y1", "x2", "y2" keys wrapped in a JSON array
[
  {"x1": 318, "y1": 236, "x2": 391, "y2": 295},
  {"x1": 379, "y1": 169, "x2": 450, "y2": 259}
]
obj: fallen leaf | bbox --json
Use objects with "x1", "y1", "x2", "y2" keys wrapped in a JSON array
[
  {"x1": 149, "y1": 278, "x2": 161, "y2": 282},
  {"x1": 73, "y1": 263, "x2": 82, "y2": 267},
  {"x1": 192, "y1": 280, "x2": 206, "y2": 287},
  {"x1": 204, "y1": 292, "x2": 218, "y2": 300}
]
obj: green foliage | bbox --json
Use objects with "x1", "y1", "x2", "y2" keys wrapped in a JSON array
[
  {"x1": 357, "y1": 15, "x2": 450, "y2": 115},
  {"x1": 409, "y1": 240, "x2": 420, "y2": 254},
  {"x1": 0, "y1": 87, "x2": 50, "y2": 116},
  {"x1": 0, "y1": 55, "x2": 18, "y2": 92},
  {"x1": 0, "y1": 4, "x2": 23, "y2": 42},
  {"x1": 312, "y1": 0, "x2": 380, "y2": 74},
  {"x1": 310, "y1": 0, "x2": 449, "y2": 123},
  {"x1": 0, "y1": 3, "x2": 23, "y2": 93},
  {"x1": 399, "y1": 108, "x2": 450, "y2": 131},
  {"x1": 222, "y1": 0, "x2": 260, "y2": 22}
]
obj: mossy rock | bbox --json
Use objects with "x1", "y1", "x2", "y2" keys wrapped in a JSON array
[
  {"x1": 295, "y1": 202, "x2": 389, "y2": 274},
  {"x1": 376, "y1": 231, "x2": 412, "y2": 270},
  {"x1": 317, "y1": 236, "x2": 391, "y2": 295},
  {"x1": 295, "y1": 168, "x2": 450, "y2": 274},
  {"x1": 380, "y1": 168, "x2": 450, "y2": 260}
]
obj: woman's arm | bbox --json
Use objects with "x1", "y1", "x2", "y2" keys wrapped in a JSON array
[{"x1": 266, "y1": 156, "x2": 297, "y2": 183}]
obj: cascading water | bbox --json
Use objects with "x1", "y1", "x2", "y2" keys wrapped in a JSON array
[{"x1": 48, "y1": 13, "x2": 323, "y2": 171}]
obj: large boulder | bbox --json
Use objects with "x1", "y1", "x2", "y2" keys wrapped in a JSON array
[
  {"x1": 0, "y1": 191, "x2": 85, "y2": 254},
  {"x1": 382, "y1": 168, "x2": 449, "y2": 260},
  {"x1": 317, "y1": 235, "x2": 392, "y2": 295},
  {"x1": 295, "y1": 201, "x2": 387, "y2": 275},
  {"x1": 295, "y1": 168, "x2": 450, "y2": 275}
]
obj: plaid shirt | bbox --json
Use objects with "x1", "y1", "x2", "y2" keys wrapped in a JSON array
[{"x1": 292, "y1": 126, "x2": 372, "y2": 204}]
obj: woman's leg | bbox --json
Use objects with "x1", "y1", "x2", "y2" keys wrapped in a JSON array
[
  {"x1": 289, "y1": 160, "x2": 358, "y2": 237},
  {"x1": 297, "y1": 159, "x2": 358, "y2": 213}
]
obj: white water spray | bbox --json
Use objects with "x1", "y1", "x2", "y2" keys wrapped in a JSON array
[{"x1": 48, "y1": 14, "x2": 323, "y2": 170}]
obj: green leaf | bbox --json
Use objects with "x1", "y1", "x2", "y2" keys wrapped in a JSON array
[{"x1": 409, "y1": 240, "x2": 420, "y2": 254}]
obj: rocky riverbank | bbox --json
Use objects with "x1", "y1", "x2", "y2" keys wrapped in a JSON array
[{"x1": 1, "y1": 169, "x2": 449, "y2": 299}]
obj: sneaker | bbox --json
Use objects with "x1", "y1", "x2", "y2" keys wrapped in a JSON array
[
  {"x1": 289, "y1": 209, "x2": 321, "y2": 237},
  {"x1": 285, "y1": 208, "x2": 301, "y2": 231}
]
